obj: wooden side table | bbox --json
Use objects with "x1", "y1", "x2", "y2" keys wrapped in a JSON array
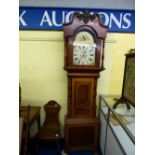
[
  {"x1": 29, "y1": 106, "x2": 41, "y2": 129},
  {"x1": 20, "y1": 106, "x2": 41, "y2": 154},
  {"x1": 20, "y1": 106, "x2": 41, "y2": 129}
]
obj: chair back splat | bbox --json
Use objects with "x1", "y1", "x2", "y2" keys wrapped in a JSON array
[{"x1": 44, "y1": 100, "x2": 61, "y2": 126}]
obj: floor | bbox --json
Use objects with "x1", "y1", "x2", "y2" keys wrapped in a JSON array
[{"x1": 29, "y1": 139, "x2": 100, "y2": 155}]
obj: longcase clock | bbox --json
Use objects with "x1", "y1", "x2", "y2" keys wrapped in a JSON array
[{"x1": 63, "y1": 11, "x2": 107, "y2": 152}]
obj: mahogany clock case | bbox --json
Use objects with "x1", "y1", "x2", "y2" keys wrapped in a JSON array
[{"x1": 63, "y1": 11, "x2": 107, "y2": 152}]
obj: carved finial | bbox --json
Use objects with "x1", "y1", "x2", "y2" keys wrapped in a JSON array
[{"x1": 75, "y1": 10, "x2": 96, "y2": 24}]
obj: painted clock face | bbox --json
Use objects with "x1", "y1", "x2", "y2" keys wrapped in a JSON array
[{"x1": 73, "y1": 31, "x2": 96, "y2": 66}]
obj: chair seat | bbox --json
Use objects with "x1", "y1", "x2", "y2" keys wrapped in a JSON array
[{"x1": 35, "y1": 125, "x2": 60, "y2": 140}]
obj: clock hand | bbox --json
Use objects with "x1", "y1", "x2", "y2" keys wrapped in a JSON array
[
  {"x1": 82, "y1": 35, "x2": 86, "y2": 41},
  {"x1": 78, "y1": 46, "x2": 89, "y2": 64},
  {"x1": 79, "y1": 53, "x2": 86, "y2": 64},
  {"x1": 81, "y1": 46, "x2": 87, "y2": 59},
  {"x1": 80, "y1": 53, "x2": 86, "y2": 64}
]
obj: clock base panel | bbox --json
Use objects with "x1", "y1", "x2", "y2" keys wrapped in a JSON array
[{"x1": 64, "y1": 116, "x2": 100, "y2": 152}]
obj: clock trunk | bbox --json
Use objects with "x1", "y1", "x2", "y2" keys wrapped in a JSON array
[{"x1": 68, "y1": 77, "x2": 96, "y2": 118}]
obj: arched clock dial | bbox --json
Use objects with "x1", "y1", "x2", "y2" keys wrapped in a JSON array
[{"x1": 73, "y1": 31, "x2": 96, "y2": 66}]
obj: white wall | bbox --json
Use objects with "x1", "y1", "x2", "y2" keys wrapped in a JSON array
[{"x1": 19, "y1": 0, "x2": 134, "y2": 10}]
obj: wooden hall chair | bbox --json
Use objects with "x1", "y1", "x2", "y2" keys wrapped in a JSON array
[{"x1": 34, "y1": 100, "x2": 61, "y2": 155}]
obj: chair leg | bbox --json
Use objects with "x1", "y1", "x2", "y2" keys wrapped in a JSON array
[
  {"x1": 56, "y1": 140, "x2": 60, "y2": 155},
  {"x1": 35, "y1": 142, "x2": 39, "y2": 155}
]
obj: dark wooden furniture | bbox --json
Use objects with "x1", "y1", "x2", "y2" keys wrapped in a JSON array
[
  {"x1": 29, "y1": 106, "x2": 41, "y2": 128},
  {"x1": 35, "y1": 100, "x2": 61, "y2": 155},
  {"x1": 63, "y1": 11, "x2": 107, "y2": 152},
  {"x1": 19, "y1": 85, "x2": 41, "y2": 154},
  {"x1": 19, "y1": 106, "x2": 41, "y2": 155},
  {"x1": 113, "y1": 51, "x2": 135, "y2": 109},
  {"x1": 20, "y1": 106, "x2": 41, "y2": 128},
  {"x1": 19, "y1": 117, "x2": 24, "y2": 153},
  {"x1": 19, "y1": 105, "x2": 30, "y2": 155}
]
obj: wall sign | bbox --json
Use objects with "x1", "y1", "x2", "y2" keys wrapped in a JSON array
[{"x1": 19, "y1": 7, "x2": 135, "y2": 33}]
